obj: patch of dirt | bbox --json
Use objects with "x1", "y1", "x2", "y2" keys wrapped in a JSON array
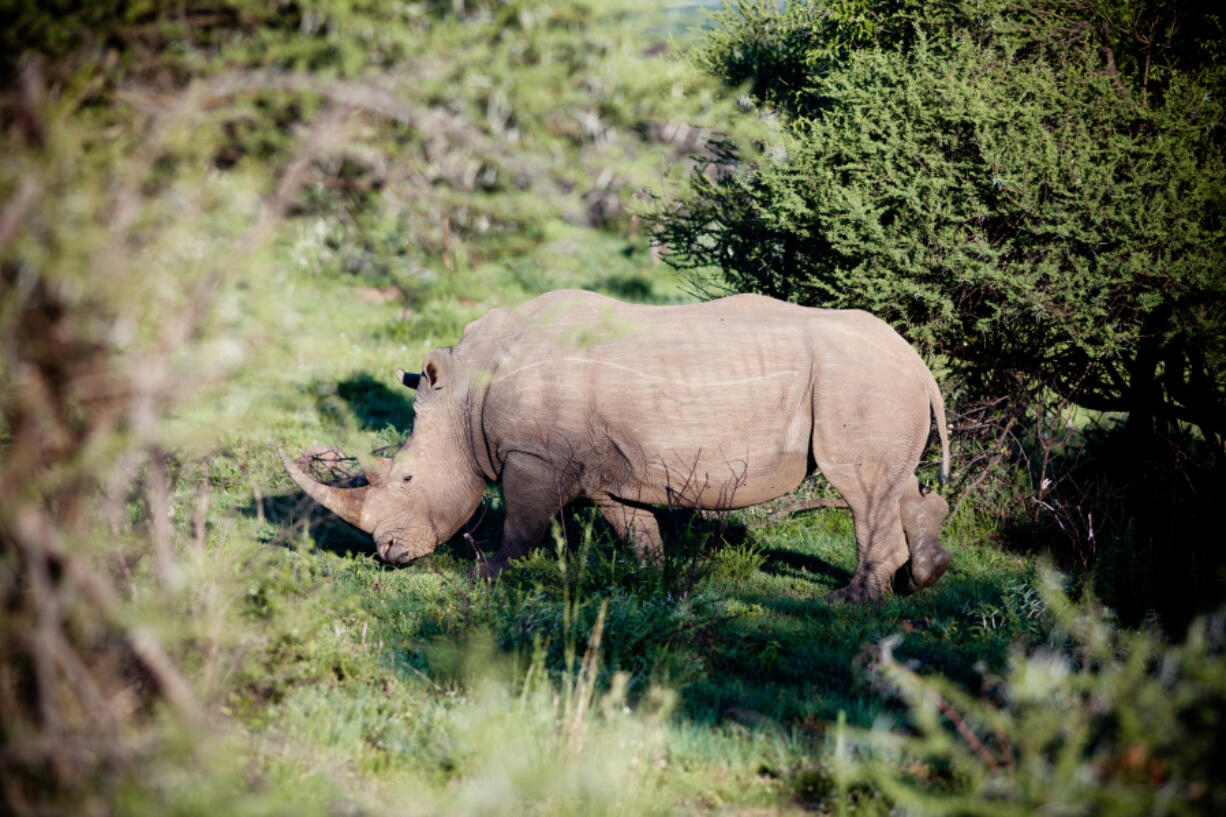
[{"x1": 355, "y1": 286, "x2": 402, "y2": 304}]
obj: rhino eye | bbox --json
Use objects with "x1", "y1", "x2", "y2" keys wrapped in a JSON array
[{"x1": 402, "y1": 475, "x2": 413, "y2": 483}]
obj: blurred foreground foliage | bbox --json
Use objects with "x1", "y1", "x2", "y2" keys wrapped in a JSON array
[
  {"x1": 654, "y1": 0, "x2": 1226, "y2": 628},
  {"x1": 0, "y1": 1, "x2": 745, "y2": 812}
]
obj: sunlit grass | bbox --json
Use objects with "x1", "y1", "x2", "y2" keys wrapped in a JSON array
[{"x1": 148, "y1": 218, "x2": 1051, "y2": 815}]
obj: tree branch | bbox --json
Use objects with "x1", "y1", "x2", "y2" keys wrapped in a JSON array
[{"x1": 1097, "y1": 20, "x2": 1132, "y2": 101}]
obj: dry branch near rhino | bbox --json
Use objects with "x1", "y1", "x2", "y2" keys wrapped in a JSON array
[{"x1": 283, "y1": 289, "x2": 952, "y2": 603}]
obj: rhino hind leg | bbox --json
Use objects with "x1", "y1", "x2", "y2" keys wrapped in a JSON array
[
  {"x1": 596, "y1": 496, "x2": 664, "y2": 565},
  {"x1": 473, "y1": 453, "x2": 573, "y2": 580},
  {"x1": 896, "y1": 476, "x2": 951, "y2": 594},
  {"x1": 822, "y1": 463, "x2": 911, "y2": 604}
]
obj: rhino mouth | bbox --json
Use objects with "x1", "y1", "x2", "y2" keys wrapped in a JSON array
[
  {"x1": 374, "y1": 528, "x2": 436, "y2": 564},
  {"x1": 376, "y1": 539, "x2": 417, "y2": 564}
]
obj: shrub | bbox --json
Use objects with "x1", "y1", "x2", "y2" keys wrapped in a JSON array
[
  {"x1": 839, "y1": 572, "x2": 1226, "y2": 815},
  {"x1": 660, "y1": 2, "x2": 1226, "y2": 443}
]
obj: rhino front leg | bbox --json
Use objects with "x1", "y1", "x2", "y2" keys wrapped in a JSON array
[
  {"x1": 474, "y1": 453, "x2": 572, "y2": 580},
  {"x1": 595, "y1": 496, "x2": 664, "y2": 565},
  {"x1": 897, "y1": 476, "x2": 951, "y2": 594}
]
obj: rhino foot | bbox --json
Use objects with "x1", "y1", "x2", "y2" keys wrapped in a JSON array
[
  {"x1": 898, "y1": 545, "x2": 951, "y2": 595},
  {"x1": 828, "y1": 579, "x2": 882, "y2": 605}
]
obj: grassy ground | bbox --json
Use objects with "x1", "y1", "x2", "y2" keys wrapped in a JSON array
[{"x1": 156, "y1": 218, "x2": 1051, "y2": 814}]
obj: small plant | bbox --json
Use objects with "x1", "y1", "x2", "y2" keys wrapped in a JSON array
[
  {"x1": 839, "y1": 572, "x2": 1226, "y2": 815},
  {"x1": 963, "y1": 578, "x2": 1050, "y2": 641},
  {"x1": 710, "y1": 542, "x2": 767, "y2": 583}
]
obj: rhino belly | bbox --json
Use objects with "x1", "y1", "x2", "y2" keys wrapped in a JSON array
[{"x1": 607, "y1": 411, "x2": 812, "y2": 509}]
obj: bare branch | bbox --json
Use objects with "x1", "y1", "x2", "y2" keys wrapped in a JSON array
[
  {"x1": 951, "y1": 417, "x2": 1016, "y2": 521},
  {"x1": 192, "y1": 473, "x2": 211, "y2": 556},
  {"x1": 936, "y1": 694, "x2": 1003, "y2": 771},
  {"x1": 147, "y1": 449, "x2": 176, "y2": 586},
  {"x1": 754, "y1": 496, "x2": 848, "y2": 527},
  {"x1": 1097, "y1": 20, "x2": 1133, "y2": 101}
]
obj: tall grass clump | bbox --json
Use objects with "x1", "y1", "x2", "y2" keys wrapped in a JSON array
[
  {"x1": 399, "y1": 611, "x2": 677, "y2": 817},
  {"x1": 258, "y1": 601, "x2": 679, "y2": 817}
]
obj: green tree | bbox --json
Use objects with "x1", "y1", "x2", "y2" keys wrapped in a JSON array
[{"x1": 656, "y1": 0, "x2": 1226, "y2": 448}]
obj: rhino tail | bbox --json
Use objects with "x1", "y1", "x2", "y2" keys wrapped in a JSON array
[{"x1": 924, "y1": 371, "x2": 951, "y2": 484}]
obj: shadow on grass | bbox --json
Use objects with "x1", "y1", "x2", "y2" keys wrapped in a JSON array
[
  {"x1": 439, "y1": 508, "x2": 1022, "y2": 730},
  {"x1": 308, "y1": 373, "x2": 416, "y2": 435},
  {"x1": 758, "y1": 545, "x2": 852, "y2": 587},
  {"x1": 677, "y1": 574, "x2": 1024, "y2": 734},
  {"x1": 336, "y1": 373, "x2": 415, "y2": 432},
  {"x1": 259, "y1": 469, "x2": 1027, "y2": 737},
  {"x1": 251, "y1": 492, "x2": 377, "y2": 559},
  {"x1": 428, "y1": 496, "x2": 758, "y2": 567}
]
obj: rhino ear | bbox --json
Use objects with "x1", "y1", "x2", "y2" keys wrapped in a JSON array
[
  {"x1": 422, "y1": 347, "x2": 453, "y2": 390},
  {"x1": 396, "y1": 368, "x2": 422, "y2": 389}
]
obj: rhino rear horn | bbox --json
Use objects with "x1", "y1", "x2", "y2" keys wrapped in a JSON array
[
  {"x1": 280, "y1": 449, "x2": 370, "y2": 531},
  {"x1": 396, "y1": 368, "x2": 422, "y2": 389}
]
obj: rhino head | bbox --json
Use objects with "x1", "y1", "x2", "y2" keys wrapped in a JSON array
[{"x1": 280, "y1": 349, "x2": 485, "y2": 563}]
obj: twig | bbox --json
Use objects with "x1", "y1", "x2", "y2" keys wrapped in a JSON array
[
  {"x1": 129, "y1": 628, "x2": 204, "y2": 726},
  {"x1": 147, "y1": 449, "x2": 177, "y2": 587},
  {"x1": 0, "y1": 175, "x2": 42, "y2": 252},
  {"x1": 754, "y1": 496, "x2": 848, "y2": 527},
  {"x1": 192, "y1": 472, "x2": 211, "y2": 556},
  {"x1": 23, "y1": 532, "x2": 65, "y2": 734},
  {"x1": 995, "y1": 726, "x2": 1017, "y2": 775},
  {"x1": 13, "y1": 506, "x2": 206, "y2": 727},
  {"x1": 252, "y1": 481, "x2": 265, "y2": 526},
  {"x1": 1097, "y1": 20, "x2": 1133, "y2": 101},
  {"x1": 950, "y1": 417, "x2": 1016, "y2": 520},
  {"x1": 568, "y1": 600, "x2": 608, "y2": 751},
  {"x1": 881, "y1": 638, "x2": 1009, "y2": 773},
  {"x1": 935, "y1": 694, "x2": 1003, "y2": 771}
]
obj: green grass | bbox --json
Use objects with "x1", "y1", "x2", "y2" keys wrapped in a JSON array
[{"x1": 153, "y1": 219, "x2": 1058, "y2": 815}]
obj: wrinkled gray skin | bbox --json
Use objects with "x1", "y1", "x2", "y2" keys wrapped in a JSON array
[{"x1": 282, "y1": 289, "x2": 952, "y2": 602}]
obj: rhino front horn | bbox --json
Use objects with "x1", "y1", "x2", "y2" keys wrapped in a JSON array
[
  {"x1": 396, "y1": 368, "x2": 422, "y2": 389},
  {"x1": 279, "y1": 449, "x2": 371, "y2": 531}
]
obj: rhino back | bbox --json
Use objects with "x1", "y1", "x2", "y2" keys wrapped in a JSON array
[{"x1": 455, "y1": 291, "x2": 932, "y2": 508}]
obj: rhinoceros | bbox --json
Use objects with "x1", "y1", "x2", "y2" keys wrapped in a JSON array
[{"x1": 282, "y1": 289, "x2": 952, "y2": 602}]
